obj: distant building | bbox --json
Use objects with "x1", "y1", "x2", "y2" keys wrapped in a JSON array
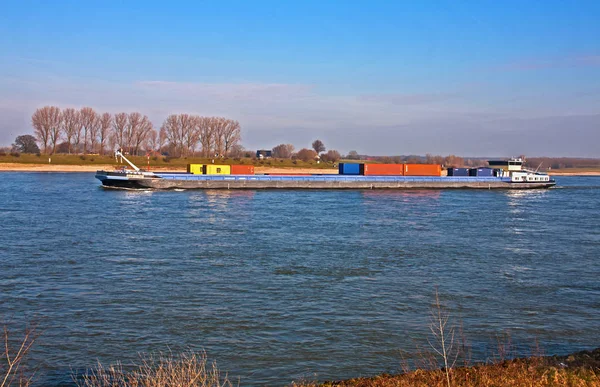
[{"x1": 256, "y1": 150, "x2": 272, "y2": 159}]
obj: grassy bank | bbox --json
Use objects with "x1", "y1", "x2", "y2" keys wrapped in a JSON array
[
  {"x1": 0, "y1": 153, "x2": 337, "y2": 169},
  {"x1": 2, "y1": 154, "x2": 600, "y2": 175}
]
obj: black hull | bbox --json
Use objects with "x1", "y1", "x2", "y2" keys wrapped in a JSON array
[
  {"x1": 98, "y1": 178, "x2": 556, "y2": 190},
  {"x1": 99, "y1": 179, "x2": 150, "y2": 189}
]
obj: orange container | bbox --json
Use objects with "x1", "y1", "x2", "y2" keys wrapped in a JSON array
[
  {"x1": 403, "y1": 164, "x2": 441, "y2": 176},
  {"x1": 230, "y1": 165, "x2": 255, "y2": 175},
  {"x1": 363, "y1": 164, "x2": 404, "y2": 176}
]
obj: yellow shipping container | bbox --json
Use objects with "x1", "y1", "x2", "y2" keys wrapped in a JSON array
[
  {"x1": 203, "y1": 165, "x2": 231, "y2": 175},
  {"x1": 187, "y1": 164, "x2": 204, "y2": 174}
]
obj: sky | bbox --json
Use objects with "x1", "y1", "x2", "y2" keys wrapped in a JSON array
[{"x1": 1, "y1": 0, "x2": 599, "y2": 157}]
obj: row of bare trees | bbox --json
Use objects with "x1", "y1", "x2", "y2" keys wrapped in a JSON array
[
  {"x1": 159, "y1": 114, "x2": 241, "y2": 157},
  {"x1": 31, "y1": 106, "x2": 155, "y2": 155},
  {"x1": 30, "y1": 107, "x2": 242, "y2": 157}
]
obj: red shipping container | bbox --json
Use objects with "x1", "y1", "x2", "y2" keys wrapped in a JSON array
[
  {"x1": 230, "y1": 165, "x2": 255, "y2": 175},
  {"x1": 363, "y1": 164, "x2": 404, "y2": 176},
  {"x1": 403, "y1": 164, "x2": 441, "y2": 176}
]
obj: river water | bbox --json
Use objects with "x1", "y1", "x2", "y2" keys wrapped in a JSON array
[{"x1": 1, "y1": 173, "x2": 599, "y2": 385}]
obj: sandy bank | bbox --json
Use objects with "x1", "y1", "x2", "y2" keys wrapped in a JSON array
[{"x1": 548, "y1": 171, "x2": 600, "y2": 176}]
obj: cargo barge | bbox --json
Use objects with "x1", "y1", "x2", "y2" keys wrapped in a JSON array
[{"x1": 95, "y1": 151, "x2": 556, "y2": 190}]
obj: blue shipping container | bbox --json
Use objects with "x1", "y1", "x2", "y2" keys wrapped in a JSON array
[
  {"x1": 339, "y1": 163, "x2": 363, "y2": 175},
  {"x1": 469, "y1": 168, "x2": 495, "y2": 177},
  {"x1": 447, "y1": 168, "x2": 470, "y2": 176}
]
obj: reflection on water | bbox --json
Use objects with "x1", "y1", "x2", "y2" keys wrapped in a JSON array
[
  {"x1": 361, "y1": 189, "x2": 442, "y2": 200},
  {"x1": 1, "y1": 174, "x2": 599, "y2": 386}
]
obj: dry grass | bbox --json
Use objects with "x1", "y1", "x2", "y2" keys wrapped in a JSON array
[
  {"x1": 293, "y1": 358, "x2": 600, "y2": 387},
  {"x1": 292, "y1": 290, "x2": 600, "y2": 387},
  {"x1": 1, "y1": 324, "x2": 37, "y2": 387},
  {"x1": 75, "y1": 351, "x2": 232, "y2": 387}
]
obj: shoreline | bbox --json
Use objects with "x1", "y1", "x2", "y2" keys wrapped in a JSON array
[
  {"x1": 302, "y1": 347, "x2": 600, "y2": 386},
  {"x1": 0, "y1": 163, "x2": 598, "y2": 176},
  {"x1": 0, "y1": 163, "x2": 340, "y2": 174},
  {"x1": 0, "y1": 163, "x2": 600, "y2": 177}
]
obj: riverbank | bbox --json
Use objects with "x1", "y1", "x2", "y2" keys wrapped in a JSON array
[
  {"x1": 1, "y1": 162, "x2": 599, "y2": 176},
  {"x1": 0, "y1": 163, "x2": 338, "y2": 174},
  {"x1": 67, "y1": 347, "x2": 600, "y2": 387},
  {"x1": 297, "y1": 348, "x2": 600, "y2": 386}
]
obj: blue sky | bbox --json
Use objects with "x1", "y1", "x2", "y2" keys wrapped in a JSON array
[{"x1": 1, "y1": 0, "x2": 599, "y2": 156}]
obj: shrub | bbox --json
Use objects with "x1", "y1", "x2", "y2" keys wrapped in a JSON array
[
  {"x1": 10, "y1": 152, "x2": 20, "y2": 157},
  {"x1": 296, "y1": 148, "x2": 317, "y2": 162},
  {"x1": 75, "y1": 351, "x2": 231, "y2": 387}
]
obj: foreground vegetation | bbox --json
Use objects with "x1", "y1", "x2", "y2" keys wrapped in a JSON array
[
  {"x1": 3, "y1": 290, "x2": 599, "y2": 386},
  {"x1": 296, "y1": 354, "x2": 600, "y2": 387},
  {"x1": 3, "y1": 323, "x2": 598, "y2": 387}
]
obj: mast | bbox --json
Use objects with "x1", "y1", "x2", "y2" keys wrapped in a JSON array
[{"x1": 114, "y1": 149, "x2": 140, "y2": 172}]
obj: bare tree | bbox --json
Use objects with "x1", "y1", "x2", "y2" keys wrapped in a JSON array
[
  {"x1": 211, "y1": 117, "x2": 225, "y2": 157},
  {"x1": 131, "y1": 114, "x2": 153, "y2": 155},
  {"x1": 111, "y1": 112, "x2": 128, "y2": 151},
  {"x1": 158, "y1": 125, "x2": 167, "y2": 154},
  {"x1": 312, "y1": 139, "x2": 326, "y2": 154},
  {"x1": 144, "y1": 129, "x2": 159, "y2": 154},
  {"x1": 198, "y1": 116, "x2": 215, "y2": 158},
  {"x1": 296, "y1": 148, "x2": 317, "y2": 162},
  {"x1": 32, "y1": 106, "x2": 61, "y2": 154},
  {"x1": 88, "y1": 114, "x2": 101, "y2": 153},
  {"x1": 98, "y1": 113, "x2": 112, "y2": 155},
  {"x1": 347, "y1": 150, "x2": 360, "y2": 160},
  {"x1": 61, "y1": 108, "x2": 80, "y2": 154},
  {"x1": 79, "y1": 107, "x2": 97, "y2": 154},
  {"x1": 48, "y1": 110, "x2": 63, "y2": 155},
  {"x1": 124, "y1": 112, "x2": 142, "y2": 154},
  {"x1": 272, "y1": 143, "x2": 295, "y2": 158},
  {"x1": 228, "y1": 144, "x2": 246, "y2": 158},
  {"x1": 222, "y1": 119, "x2": 241, "y2": 156},
  {"x1": 179, "y1": 114, "x2": 198, "y2": 157},
  {"x1": 1, "y1": 324, "x2": 38, "y2": 387},
  {"x1": 428, "y1": 287, "x2": 458, "y2": 387},
  {"x1": 321, "y1": 150, "x2": 341, "y2": 163},
  {"x1": 161, "y1": 114, "x2": 184, "y2": 156}
]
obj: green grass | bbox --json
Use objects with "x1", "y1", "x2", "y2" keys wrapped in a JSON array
[{"x1": 0, "y1": 153, "x2": 338, "y2": 169}]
